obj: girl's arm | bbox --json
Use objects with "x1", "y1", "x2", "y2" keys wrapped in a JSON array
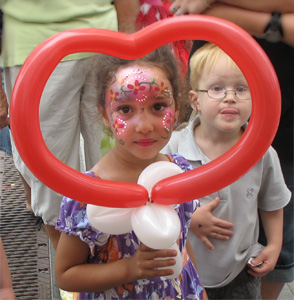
[
  {"x1": 55, "y1": 232, "x2": 177, "y2": 293},
  {"x1": 247, "y1": 208, "x2": 283, "y2": 277},
  {"x1": 186, "y1": 238, "x2": 209, "y2": 300}
]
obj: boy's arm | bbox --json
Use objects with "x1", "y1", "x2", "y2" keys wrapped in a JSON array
[{"x1": 247, "y1": 208, "x2": 283, "y2": 277}]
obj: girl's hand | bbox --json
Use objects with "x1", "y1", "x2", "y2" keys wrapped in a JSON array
[
  {"x1": 129, "y1": 243, "x2": 177, "y2": 280},
  {"x1": 247, "y1": 245, "x2": 280, "y2": 277},
  {"x1": 190, "y1": 197, "x2": 234, "y2": 250}
]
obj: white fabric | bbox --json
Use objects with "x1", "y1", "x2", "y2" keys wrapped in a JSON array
[{"x1": 5, "y1": 58, "x2": 103, "y2": 225}]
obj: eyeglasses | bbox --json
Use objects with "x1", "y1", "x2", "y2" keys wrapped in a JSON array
[{"x1": 196, "y1": 86, "x2": 251, "y2": 100}]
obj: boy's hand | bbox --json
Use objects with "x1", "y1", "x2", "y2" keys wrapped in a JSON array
[
  {"x1": 190, "y1": 197, "x2": 234, "y2": 250},
  {"x1": 247, "y1": 245, "x2": 280, "y2": 277},
  {"x1": 129, "y1": 243, "x2": 177, "y2": 280}
]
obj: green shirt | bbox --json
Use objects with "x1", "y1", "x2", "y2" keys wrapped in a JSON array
[{"x1": 0, "y1": 0, "x2": 118, "y2": 67}]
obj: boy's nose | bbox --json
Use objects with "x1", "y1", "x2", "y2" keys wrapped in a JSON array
[{"x1": 223, "y1": 90, "x2": 237, "y2": 102}]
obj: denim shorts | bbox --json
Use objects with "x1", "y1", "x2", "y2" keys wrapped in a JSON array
[
  {"x1": 0, "y1": 127, "x2": 12, "y2": 156},
  {"x1": 259, "y1": 163, "x2": 293, "y2": 282}
]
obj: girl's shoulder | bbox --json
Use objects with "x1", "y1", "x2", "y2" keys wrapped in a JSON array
[
  {"x1": 166, "y1": 153, "x2": 193, "y2": 172},
  {"x1": 56, "y1": 171, "x2": 100, "y2": 233}
]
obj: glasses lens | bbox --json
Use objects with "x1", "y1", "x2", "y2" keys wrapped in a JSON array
[
  {"x1": 208, "y1": 86, "x2": 226, "y2": 99},
  {"x1": 236, "y1": 86, "x2": 251, "y2": 100}
]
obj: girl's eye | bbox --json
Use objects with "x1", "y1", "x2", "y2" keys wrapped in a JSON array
[
  {"x1": 118, "y1": 106, "x2": 131, "y2": 114},
  {"x1": 153, "y1": 103, "x2": 167, "y2": 111}
]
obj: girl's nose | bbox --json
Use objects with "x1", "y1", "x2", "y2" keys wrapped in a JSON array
[{"x1": 135, "y1": 110, "x2": 154, "y2": 133}]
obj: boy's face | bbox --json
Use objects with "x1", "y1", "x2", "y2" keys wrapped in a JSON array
[
  {"x1": 105, "y1": 65, "x2": 176, "y2": 160},
  {"x1": 190, "y1": 52, "x2": 252, "y2": 134}
]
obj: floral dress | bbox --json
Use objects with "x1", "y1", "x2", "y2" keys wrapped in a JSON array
[{"x1": 56, "y1": 154, "x2": 205, "y2": 300}]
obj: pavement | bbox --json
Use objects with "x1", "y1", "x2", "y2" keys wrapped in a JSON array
[{"x1": 1, "y1": 149, "x2": 293, "y2": 299}]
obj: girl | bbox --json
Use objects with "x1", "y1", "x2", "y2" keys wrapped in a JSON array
[
  {"x1": 162, "y1": 43, "x2": 291, "y2": 299},
  {"x1": 55, "y1": 46, "x2": 206, "y2": 300}
]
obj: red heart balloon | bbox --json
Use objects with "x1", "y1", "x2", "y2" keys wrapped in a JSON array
[{"x1": 9, "y1": 16, "x2": 280, "y2": 207}]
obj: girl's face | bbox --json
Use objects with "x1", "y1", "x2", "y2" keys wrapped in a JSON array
[
  {"x1": 105, "y1": 65, "x2": 176, "y2": 160},
  {"x1": 190, "y1": 52, "x2": 252, "y2": 135}
]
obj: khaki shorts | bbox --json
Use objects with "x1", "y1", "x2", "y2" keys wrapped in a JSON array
[{"x1": 5, "y1": 58, "x2": 103, "y2": 225}]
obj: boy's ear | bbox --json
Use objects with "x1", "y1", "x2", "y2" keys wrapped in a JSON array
[{"x1": 189, "y1": 90, "x2": 198, "y2": 111}]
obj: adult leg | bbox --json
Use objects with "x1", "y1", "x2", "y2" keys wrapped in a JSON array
[
  {"x1": 4, "y1": 59, "x2": 92, "y2": 247},
  {"x1": 18, "y1": 172, "x2": 32, "y2": 212},
  {"x1": 80, "y1": 63, "x2": 104, "y2": 170}
]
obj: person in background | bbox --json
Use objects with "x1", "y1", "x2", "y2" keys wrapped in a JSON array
[
  {"x1": 55, "y1": 46, "x2": 206, "y2": 300},
  {"x1": 0, "y1": 0, "x2": 140, "y2": 251},
  {"x1": 136, "y1": 0, "x2": 193, "y2": 75},
  {"x1": 0, "y1": 9, "x2": 12, "y2": 158},
  {"x1": 162, "y1": 42, "x2": 291, "y2": 299},
  {"x1": 168, "y1": 1, "x2": 294, "y2": 299},
  {"x1": 0, "y1": 237, "x2": 15, "y2": 300}
]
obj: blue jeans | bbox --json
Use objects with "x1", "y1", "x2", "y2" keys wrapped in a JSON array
[{"x1": 0, "y1": 126, "x2": 12, "y2": 155}]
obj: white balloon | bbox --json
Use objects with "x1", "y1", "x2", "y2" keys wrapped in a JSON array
[
  {"x1": 87, "y1": 204, "x2": 134, "y2": 235},
  {"x1": 137, "y1": 161, "x2": 183, "y2": 197},
  {"x1": 131, "y1": 203, "x2": 181, "y2": 249},
  {"x1": 156, "y1": 243, "x2": 183, "y2": 279}
]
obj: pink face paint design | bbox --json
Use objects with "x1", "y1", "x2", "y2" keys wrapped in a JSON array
[
  {"x1": 105, "y1": 66, "x2": 175, "y2": 145},
  {"x1": 119, "y1": 68, "x2": 172, "y2": 104},
  {"x1": 111, "y1": 114, "x2": 127, "y2": 145},
  {"x1": 162, "y1": 108, "x2": 175, "y2": 139}
]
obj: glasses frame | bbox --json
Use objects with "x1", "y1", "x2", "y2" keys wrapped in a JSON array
[{"x1": 196, "y1": 88, "x2": 251, "y2": 101}]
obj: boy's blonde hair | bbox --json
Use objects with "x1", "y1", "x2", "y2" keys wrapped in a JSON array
[{"x1": 189, "y1": 43, "x2": 239, "y2": 90}]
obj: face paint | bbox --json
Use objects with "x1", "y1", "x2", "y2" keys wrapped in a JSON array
[
  {"x1": 162, "y1": 109, "x2": 175, "y2": 139},
  {"x1": 105, "y1": 66, "x2": 175, "y2": 145}
]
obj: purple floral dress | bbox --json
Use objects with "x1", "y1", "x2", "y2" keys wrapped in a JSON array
[{"x1": 56, "y1": 154, "x2": 205, "y2": 300}]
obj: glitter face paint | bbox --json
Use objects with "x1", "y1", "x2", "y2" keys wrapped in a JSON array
[{"x1": 105, "y1": 66, "x2": 176, "y2": 145}]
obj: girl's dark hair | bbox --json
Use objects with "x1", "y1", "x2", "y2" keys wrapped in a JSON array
[{"x1": 88, "y1": 45, "x2": 185, "y2": 120}]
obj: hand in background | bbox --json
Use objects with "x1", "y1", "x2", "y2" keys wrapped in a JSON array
[{"x1": 169, "y1": 0, "x2": 214, "y2": 15}]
